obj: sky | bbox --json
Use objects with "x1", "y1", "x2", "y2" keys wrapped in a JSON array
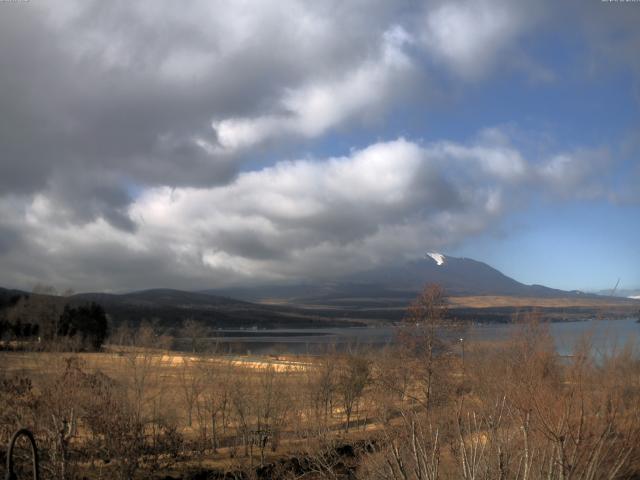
[{"x1": 0, "y1": 0, "x2": 639, "y2": 293}]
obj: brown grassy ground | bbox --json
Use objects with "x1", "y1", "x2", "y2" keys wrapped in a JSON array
[
  {"x1": 3, "y1": 323, "x2": 640, "y2": 480},
  {"x1": 447, "y1": 295, "x2": 640, "y2": 308},
  {"x1": 0, "y1": 348, "x2": 383, "y2": 477}
]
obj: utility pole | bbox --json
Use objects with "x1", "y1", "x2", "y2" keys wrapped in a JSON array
[{"x1": 459, "y1": 337, "x2": 465, "y2": 379}]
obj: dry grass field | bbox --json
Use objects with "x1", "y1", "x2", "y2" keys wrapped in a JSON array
[
  {"x1": 447, "y1": 295, "x2": 640, "y2": 308},
  {"x1": 1, "y1": 349, "x2": 320, "y2": 472},
  {"x1": 1, "y1": 346, "x2": 390, "y2": 478},
  {"x1": 281, "y1": 294, "x2": 640, "y2": 324},
  {"x1": 3, "y1": 316, "x2": 640, "y2": 479},
  {"x1": 2, "y1": 288, "x2": 640, "y2": 479}
]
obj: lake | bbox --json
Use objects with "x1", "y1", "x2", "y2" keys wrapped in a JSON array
[{"x1": 180, "y1": 317, "x2": 640, "y2": 356}]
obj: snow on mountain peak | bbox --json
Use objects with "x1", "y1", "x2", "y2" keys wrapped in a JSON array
[{"x1": 426, "y1": 252, "x2": 445, "y2": 266}]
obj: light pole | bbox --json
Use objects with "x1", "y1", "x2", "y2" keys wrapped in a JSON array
[{"x1": 459, "y1": 337, "x2": 465, "y2": 378}]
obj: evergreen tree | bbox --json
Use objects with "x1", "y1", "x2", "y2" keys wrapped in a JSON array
[{"x1": 58, "y1": 302, "x2": 109, "y2": 350}]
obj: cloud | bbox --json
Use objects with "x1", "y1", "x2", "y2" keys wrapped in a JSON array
[
  {"x1": 0, "y1": 0, "x2": 417, "y2": 226},
  {"x1": 421, "y1": 1, "x2": 515, "y2": 78},
  {"x1": 1, "y1": 0, "x2": 639, "y2": 291},
  {"x1": 212, "y1": 26, "x2": 415, "y2": 151},
  {"x1": 537, "y1": 148, "x2": 612, "y2": 199},
  {"x1": 419, "y1": 0, "x2": 534, "y2": 79},
  {"x1": 571, "y1": 0, "x2": 640, "y2": 76},
  {"x1": 0, "y1": 130, "x2": 618, "y2": 291}
]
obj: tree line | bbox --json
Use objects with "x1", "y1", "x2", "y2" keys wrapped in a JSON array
[{"x1": 0, "y1": 291, "x2": 108, "y2": 351}]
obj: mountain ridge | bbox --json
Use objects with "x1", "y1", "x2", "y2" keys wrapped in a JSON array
[
  {"x1": 203, "y1": 253, "x2": 601, "y2": 305},
  {"x1": 0, "y1": 287, "x2": 365, "y2": 329},
  {"x1": 2, "y1": 255, "x2": 637, "y2": 327}
]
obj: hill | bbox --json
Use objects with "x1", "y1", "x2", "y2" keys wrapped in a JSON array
[
  {"x1": 71, "y1": 289, "x2": 368, "y2": 328},
  {"x1": 0, "y1": 288, "x2": 365, "y2": 330}
]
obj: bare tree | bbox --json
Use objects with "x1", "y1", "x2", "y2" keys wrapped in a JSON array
[
  {"x1": 230, "y1": 374, "x2": 253, "y2": 459},
  {"x1": 337, "y1": 353, "x2": 370, "y2": 432},
  {"x1": 402, "y1": 284, "x2": 450, "y2": 410},
  {"x1": 197, "y1": 358, "x2": 234, "y2": 453},
  {"x1": 306, "y1": 354, "x2": 336, "y2": 434},
  {"x1": 180, "y1": 318, "x2": 207, "y2": 354},
  {"x1": 254, "y1": 365, "x2": 291, "y2": 463},
  {"x1": 83, "y1": 372, "x2": 146, "y2": 480},
  {"x1": 5, "y1": 290, "x2": 67, "y2": 347},
  {"x1": 37, "y1": 357, "x2": 86, "y2": 480},
  {"x1": 178, "y1": 356, "x2": 202, "y2": 428},
  {"x1": 111, "y1": 320, "x2": 134, "y2": 348},
  {"x1": 359, "y1": 411, "x2": 441, "y2": 480}
]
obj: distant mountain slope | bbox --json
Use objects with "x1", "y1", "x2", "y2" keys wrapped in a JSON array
[
  {"x1": 3, "y1": 254, "x2": 636, "y2": 328},
  {"x1": 345, "y1": 253, "x2": 574, "y2": 297},
  {"x1": 0, "y1": 288, "x2": 363, "y2": 329},
  {"x1": 72, "y1": 288, "x2": 247, "y2": 309},
  {"x1": 204, "y1": 253, "x2": 599, "y2": 306},
  {"x1": 0, "y1": 287, "x2": 28, "y2": 310},
  {"x1": 69, "y1": 288, "x2": 362, "y2": 328}
]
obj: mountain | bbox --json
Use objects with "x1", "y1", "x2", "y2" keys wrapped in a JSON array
[
  {"x1": 72, "y1": 289, "x2": 248, "y2": 309},
  {"x1": 0, "y1": 287, "x2": 27, "y2": 310},
  {"x1": 3, "y1": 255, "x2": 637, "y2": 328},
  {"x1": 0, "y1": 288, "x2": 364, "y2": 329},
  {"x1": 205, "y1": 253, "x2": 591, "y2": 305},
  {"x1": 345, "y1": 253, "x2": 573, "y2": 297},
  {"x1": 200, "y1": 254, "x2": 640, "y2": 323},
  {"x1": 69, "y1": 288, "x2": 369, "y2": 328}
]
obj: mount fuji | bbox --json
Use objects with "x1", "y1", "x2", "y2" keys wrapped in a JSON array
[{"x1": 206, "y1": 253, "x2": 592, "y2": 305}]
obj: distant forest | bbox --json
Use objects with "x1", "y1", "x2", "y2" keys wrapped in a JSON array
[{"x1": 0, "y1": 290, "x2": 108, "y2": 350}]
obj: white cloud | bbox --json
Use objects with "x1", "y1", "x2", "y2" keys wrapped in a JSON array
[
  {"x1": 432, "y1": 141, "x2": 528, "y2": 181},
  {"x1": 212, "y1": 25, "x2": 415, "y2": 151},
  {"x1": 420, "y1": 0, "x2": 526, "y2": 78},
  {"x1": 3, "y1": 131, "x2": 610, "y2": 290},
  {"x1": 537, "y1": 149, "x2": 612, "y2": 198}
]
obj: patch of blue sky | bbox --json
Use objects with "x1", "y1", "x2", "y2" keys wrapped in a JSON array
[{"x1": 452, "y1": 200, "x2": 640, "y2": 291}]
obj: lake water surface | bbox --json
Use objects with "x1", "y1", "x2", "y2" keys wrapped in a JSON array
[{"x1": 193, "y1": 317, "x2": 640, "y2": 356}]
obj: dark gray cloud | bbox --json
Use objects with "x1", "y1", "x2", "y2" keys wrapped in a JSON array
[
  {"x1": 0, "y1": 226, "x2": 21, "y2": 256},
  {"x1": 0, "y1": 0, "x2": 423, "y2": 228}
]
